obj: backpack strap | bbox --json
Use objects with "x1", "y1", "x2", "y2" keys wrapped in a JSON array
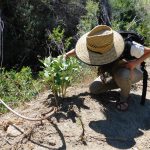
[
  {"x1": 118, "y1": 30, "x2": 145, "y2": 45},
  {"x1": 140, "y1": 62, "x2": 148, "y2": 105}
]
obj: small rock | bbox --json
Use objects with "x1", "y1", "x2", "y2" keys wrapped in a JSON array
[{"x1": 7, "y1": 125, "x2": 23, "y2": 137}]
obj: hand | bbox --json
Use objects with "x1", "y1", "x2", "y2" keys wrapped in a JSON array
[
  {"x1": 123, "y1": 60, "x2": 138, "y2": 70},
  {"x1": 63, "y1": 54, "x2": 68, "y2": 60},
  {"x1": 122, "y1": 60, "x2": 139, "y2": 80}
]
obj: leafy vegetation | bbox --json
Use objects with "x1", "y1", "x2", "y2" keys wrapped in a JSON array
[
  {"x1": 42, "y1": 56, "x2": 81, "y2": 99},
  {"x1": 110, "y1": 0, "x2": 150, "y2": 45},
  {"x1": 41, "y1": 26, "x2": 82, "y2": 105},
  {"x1": 0, "y1": 67, "x2": 43, "y2": 113},
  {"x1": 46, "y1": 26, "x2": 72, "y2": 56},
  {"x1": 77, "y1": 0, "x2": 99, "y2": 36},
  {"x1": 1, "y1": 0, "x2": 86, "y2": 67}
]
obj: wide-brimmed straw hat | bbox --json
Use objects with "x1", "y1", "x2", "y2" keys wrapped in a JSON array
[{"x1": 75, "y1": 25, "x2": 125, "y2": 65}]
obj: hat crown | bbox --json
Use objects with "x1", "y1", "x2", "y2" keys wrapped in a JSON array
[
  {"x1": 86, "y1": 25, "x2": 113, "y2": 53},
  {"x1": 75, "y1": 25, "x2": 125, "y2": 66}
]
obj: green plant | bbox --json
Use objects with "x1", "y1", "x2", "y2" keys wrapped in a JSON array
[
  {"x1": 0, "y1": 67, "x2": 44, "y2": 113},
  {"x1": 2, "y1": 0, "x2": 86, "y2": 67},
  {"x1": 42, "y1": 26, "x2": 82, "y2": 103},
  {"x1": 77, "y1": 0, "x2": 99, "y2": 36},
  {"x1": 46, "y1": 26, "x2": 72, "y2": 55},
  {"x1": 110, "y1": 0, "x2": 150, "y2": 46},
  {"x1": 42, "y1": 56, "x2": 81, "y2": 101}
]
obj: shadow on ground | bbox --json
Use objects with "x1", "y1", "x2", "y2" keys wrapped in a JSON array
[
  {"x1": 89, "y1": 91, "x2": 150, "y2": 149},
  {"x1": 46, "y1": 90, "x2": 150, "y2": 149},
  {"x1": 51, "y1": 93, "x2": 90, "y2": 123}
]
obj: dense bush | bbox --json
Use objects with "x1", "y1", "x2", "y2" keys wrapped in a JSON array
[
  {"x1": 1, "y1": 0, "x2": 86, "y2": 68},
  {"x1": 45, "y1": 26, "x2": 72, "y2": 57},
  {"x1": 110, "y1": 0, "x2": 150, "y2": 45},
  {"x1": 77, "y1": 0, "x2": 99, "y2": 36},
  {"x1": 0, "y1": 67, "x2": 43, "y2": 113}
]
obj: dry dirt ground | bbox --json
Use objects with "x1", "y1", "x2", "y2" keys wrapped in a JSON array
[{"x1": 1, "y1": 66, "x2": 150, "y2": 150}]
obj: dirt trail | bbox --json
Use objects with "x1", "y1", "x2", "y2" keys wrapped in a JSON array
[{"x1": 1, "y1": 67, "x2": 150, "y2": 150}]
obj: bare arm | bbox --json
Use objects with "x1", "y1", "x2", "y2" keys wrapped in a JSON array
[
  {"x1": 125, "y1": 46, "x2": 150, "y2": 70},
  {"x1": 65, "y1": 49, "x2": 76, "y2": 58},
  {"x1": 135, "y1": 46, "x2": 150, "y2": 64}
]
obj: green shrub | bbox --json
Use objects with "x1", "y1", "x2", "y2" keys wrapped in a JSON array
[
  {"x1": 46, "y1": 26, "x2": 72, "y2": 55},
  {"x1": 2, "y1": 0, "x2": 86, "y2": 67},
  {"x1": 0, "y1": 67, "x2": 43, "y2": 113},
  {"x1": 42, "y1": 26, "x2": 82, "y2": 101},
  {"x1": 42, "y1": 56, "x2": 81, "y2": 99},
  {"x1": 77, "y1": 0, "x2": 99, "y2": 36},
  {"x1": 110, "y1": 0, "x2": 150, "y2": 45}
]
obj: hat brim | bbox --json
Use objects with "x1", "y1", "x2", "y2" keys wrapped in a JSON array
[{"x1": 75, "y1": 31, "x2": 124, "y2": 66}]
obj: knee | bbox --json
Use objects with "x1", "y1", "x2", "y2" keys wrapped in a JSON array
[
  {"x1": 114, "y1": 68, "x2": 132, "y2": 88},
  {"x1": 114, "y1": 68, "x2": 143, "y2": 84},
  {"x1": 114, "y1": 68, "x2": 130, "y2": 80}
]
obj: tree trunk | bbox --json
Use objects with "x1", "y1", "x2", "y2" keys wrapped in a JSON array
[
  {"x1": 98, "y1": 0, "x2": 112, "y2": 26},
  {"x1": 0, "y1": 1, "x2": 3, "y2": 68}
]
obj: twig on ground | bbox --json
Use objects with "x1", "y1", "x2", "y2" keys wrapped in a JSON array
[
  {"x1": 77, "y1": 114, "x2": 86, "y2": 144},
  {"x1": 0, "y1": 120, "x2": 23, "y2": 131},
  {"x1": 71, "y1": 105, "x2": 86, "y2": 145},
  {"x1": 41, "y1": 107, "x2": 57, "y2": 116},
  {"x1": 0, "y1": 99, "x2": 56, "y2": 121},
  {"x1": 21, "y1": 126, "x2": 35, "y2": 142},
  {"x1": 0, "y1": 135, "x2": 12, "y2": 145},
  {"x1": 10, "y1": 124, "x2": 37, "y2": 147}
]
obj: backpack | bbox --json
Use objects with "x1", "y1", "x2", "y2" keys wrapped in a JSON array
[
  {"x1": 118, "y1": 30, "x2": 145, "y2": 45},
  {"x1": 118, "y1": 31, "x2": 148, "y2": 105}
]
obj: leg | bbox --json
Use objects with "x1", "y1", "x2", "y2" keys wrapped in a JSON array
[
  {"x1": 114, "y1": 68, "x2": 143, "y2": 111},
  {"x1": 89, "y1": 76, "x2": 118, "y2": 94}
]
